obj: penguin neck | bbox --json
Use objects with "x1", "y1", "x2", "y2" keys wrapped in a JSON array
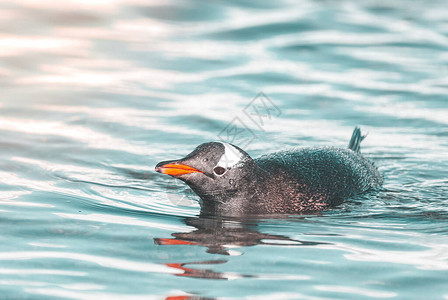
[{"x1": 197, "y1": 164, "x2": 274, "y2": 217}]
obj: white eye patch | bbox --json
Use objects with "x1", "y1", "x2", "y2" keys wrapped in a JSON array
[{"x1": 217, "y1": 142, "x2": 244, "y2": 169}]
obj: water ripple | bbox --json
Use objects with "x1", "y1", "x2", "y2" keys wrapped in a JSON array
[{"x1": 0, "y1": 251, "x2": 181, "y2": 274}]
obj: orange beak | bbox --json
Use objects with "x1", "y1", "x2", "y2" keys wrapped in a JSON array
[{"x1": 155, "y1": 162, "x2": 203, "y2": 177}]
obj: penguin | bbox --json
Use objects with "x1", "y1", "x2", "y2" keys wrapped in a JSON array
[{"x1": 155, "y1": 127, "x2": 382, "y2": 216}]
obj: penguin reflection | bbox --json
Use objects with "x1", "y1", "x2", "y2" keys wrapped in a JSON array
[{"x1": 155, "y1": 216, "x2": 328, "y2": 279}]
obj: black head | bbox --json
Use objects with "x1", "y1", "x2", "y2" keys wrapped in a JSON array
[{"x1": 155, "y1": 142, "x2": 259, "y2": 213}]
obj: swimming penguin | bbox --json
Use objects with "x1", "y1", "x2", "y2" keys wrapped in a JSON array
[{"x1": 155, "y1": 127, "x2": 382, "y2": 216}]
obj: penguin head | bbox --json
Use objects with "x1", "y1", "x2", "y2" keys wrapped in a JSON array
[{"x1": 155, "y1": 142, "x2": 257, "y2": 204}]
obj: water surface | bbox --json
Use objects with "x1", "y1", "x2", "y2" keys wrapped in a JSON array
[{"x1": 1, "y1": 0, "x2": 448, "y2": 299}]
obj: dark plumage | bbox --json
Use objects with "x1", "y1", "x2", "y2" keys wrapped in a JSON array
[{"x1": 155, "y1": 127, "x2": 382, "y2": 217}]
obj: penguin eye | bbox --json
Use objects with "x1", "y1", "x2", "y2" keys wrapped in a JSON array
[{"x1": 213, "y1": 166, "x2": 226, "y2": 176}]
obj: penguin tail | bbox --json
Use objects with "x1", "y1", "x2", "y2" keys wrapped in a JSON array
[{"x1": 348, "y1": 126, "x2": 367, "y2": 153}]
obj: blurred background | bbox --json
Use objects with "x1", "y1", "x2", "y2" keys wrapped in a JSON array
[{"x1": 0, "y1": 0, "x2": 447, "y2": 299}]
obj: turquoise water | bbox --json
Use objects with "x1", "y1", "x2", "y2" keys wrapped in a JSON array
[{"x1": 1, "y1": 0, "x2": 448, "y2": 298}]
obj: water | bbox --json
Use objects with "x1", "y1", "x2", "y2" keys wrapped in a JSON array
[{"x1": 1, "y1": 0, "x2": 448, "y2": 298}]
